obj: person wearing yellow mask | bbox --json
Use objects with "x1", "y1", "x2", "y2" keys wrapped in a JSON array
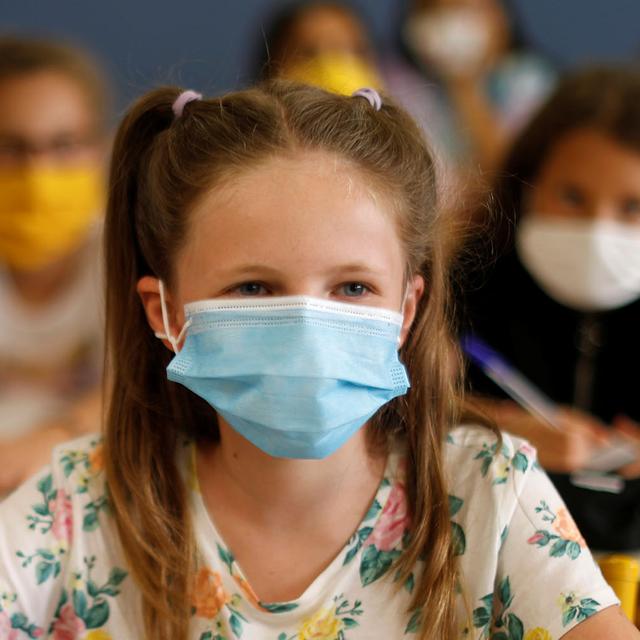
[
  {"x1": 256, "y1": 1, "x2": 383, "y2": 95},
  {"x1": 0, "y1": 37, "x2": 109, "y2": 494}
]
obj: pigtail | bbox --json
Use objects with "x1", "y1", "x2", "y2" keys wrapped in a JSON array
[{"x1": 103, "y1": 88, "x2": 200, "y2": 640}]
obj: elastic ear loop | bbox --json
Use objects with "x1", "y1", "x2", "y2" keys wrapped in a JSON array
[{"x1": 154, "y1": 280, "x2": 192, "y2": 353}]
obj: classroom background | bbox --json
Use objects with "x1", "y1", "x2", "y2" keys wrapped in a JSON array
[{"x1": 3, "y1": 0, "x2": 640, "y2": 111}]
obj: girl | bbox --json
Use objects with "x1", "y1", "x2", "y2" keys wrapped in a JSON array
[
  {"x1": 0, "y1": 37, "x2": 109, "y2": 494},
  {"x1": 0, "y1": 81, "x2": 633, "y2": 639},
  {"x1": 464, "y1": 67, "x2": 640, "y2": 553}
]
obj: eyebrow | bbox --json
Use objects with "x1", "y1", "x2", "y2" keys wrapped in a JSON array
[{"x1": 219, "y1": 263, "x2": 387, "y2": 278}]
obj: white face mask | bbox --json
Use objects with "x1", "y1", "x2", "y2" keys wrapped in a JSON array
[
  {"x1": 404, "y1": 8, "x2": 491, "y2": 75},
  {"x1": 516, "y1": 217, "x2": 640, "y2": 312}
]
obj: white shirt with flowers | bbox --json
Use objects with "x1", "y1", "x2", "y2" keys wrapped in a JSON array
[{"x1": 0, "y1": 426, "x2": 618, "y2": 640}]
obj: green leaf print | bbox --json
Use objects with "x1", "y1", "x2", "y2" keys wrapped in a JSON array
[
  {"x1": 35, "y1": 560, "x2": 54, "y2": 585},
  {"x1": 260, "y1": 602, "x2": 299, "y2": 613},
  {"x1": 567, "y1": 541, "x2": 581, "y2": 560},
  {"x1": 343, "y1": 526, "x2": 373, "y2": 566},
  {"x1": 404, "y1": 572, "x2": 415, "y2": 594},
  {"x1": 217, "y1": 543, "x2": 235, "y2": 575},
  {"x1": 498, "y1": 577, "x2": 513, "y2": 608},
  {"x1": 500, "y1": 526, "x2": 509, "y2": 548},
  {"x1": 550, "y1": 539, "x2": 568, "y2": 557},
  {"x1": 448, "y1": 495, "x2": 464, "y2": 517},
  {"x1": 109, "y1": 567, "x2": 128, "y2": 586},
  {"x1": 405, "y1": 609, "x2": 421, "y2": 634},
  {"x1": 82, "y1": 495, "x2": 109, "y2": 532},
  {"x1": 451, "y1": 522, "x2": 466, "y2": 556},
  {"x1": 85, "y1": 600, "x2": 109, "y2": 628},
  {"x1": 83, "y1": 511, "x2": 99, "y2": 532},
  {"x1": 507, "y1": 612, "x2": 524, "y2": 640},
  {"x1": 559, "y1": 594, "x2": 600, "y2": 627},
  {"x1": 37, "y1": 474, "x2": 53, "y2": 496},
  {"x1": 364, "y1": 499, "x2": 382, "y2": 521},
  {"x1": 512, "y1": 452, "x2": 528, "y2": 472},
  {"x1": 229, "y1": 612, "x2": 242, "y2": 637},
  {"x1": 359, "y1": 544, "x2": 397, "y2": 586},
  {"x1": 473, "y1": 606, "x2": 491, "y2": 628},
  {"x1": 73, "y1": 589, "x2": 88, "y2": 618}
]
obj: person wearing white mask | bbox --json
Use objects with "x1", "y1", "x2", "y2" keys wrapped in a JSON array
[
  {"x1": 388, "y1": 0, "x2": 554, "y2": 172},
  {"x1": 464, "y1": 66, "x2": 640, "y2": 553}
]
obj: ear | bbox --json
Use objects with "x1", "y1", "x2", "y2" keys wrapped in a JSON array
[
  {"x1": 136, "y1": 276, "x2": 185, "y2": 353},
  {"x1": 399, "y1": 274, "x2": 425, "y2": 348}
]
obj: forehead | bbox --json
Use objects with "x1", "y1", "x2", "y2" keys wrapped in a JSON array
[
  {"x1": 288, "y1": 5, "x2": 368, "y2": 48},
  {"x1": 536, "y1": 128, "x2": 640, "y2": 191},
  {"x1": 178, "y1": 152, "x2": 403, "y2": 276},
  {"x1": 0, "y1": 70, "x2": 96, "y2": 139}
]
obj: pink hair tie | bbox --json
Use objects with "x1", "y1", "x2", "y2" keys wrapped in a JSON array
[
  {"x1": 352, "y1": 87, "x2": 382, "y2": 111},
  {"x1": 172, "y1": 90, "x2": 202, "y2": 118}
]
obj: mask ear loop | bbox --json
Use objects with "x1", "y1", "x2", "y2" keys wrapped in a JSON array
[{"x1": 154, "y1": 280, "x2": 191, "y2": 353}]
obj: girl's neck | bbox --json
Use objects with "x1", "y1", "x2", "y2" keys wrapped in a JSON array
[
  {"x1": 196, "y1": 419, "x2": 386, "y2": 529},
  {"x1": 195, "y1": 420, "x2": 387, "y2": 602}
]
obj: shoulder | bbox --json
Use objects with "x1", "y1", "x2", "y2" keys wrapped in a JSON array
[
  {"x1": 445, "y1": 424, "x2": 537, "y2": 489},
  {"x1": 0, "y1": 434, "x2": 108, "y2": 576}
]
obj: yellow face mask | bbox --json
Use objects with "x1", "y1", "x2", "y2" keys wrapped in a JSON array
[
  {"x1": 283, "y1": 52, "x2": 382, "y2": 96},
  {"x1": 0, "y1": 166, "x2": 104, "y2": 271}
]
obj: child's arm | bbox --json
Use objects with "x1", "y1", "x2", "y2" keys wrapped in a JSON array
[
  {"x1": 560, "y1": 604, "x2": 640, "y2": 639},
  {"x1": 0, "y1": 386, "x2": 102, "y2": 494}
]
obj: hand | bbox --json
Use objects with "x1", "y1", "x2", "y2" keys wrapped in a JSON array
[
  {"x1": 611, "y1": 415, "x2": 640, "y2": 480},
  {"x1": 0, "y1": 425, "x2": 73, "y2": 495},
  {"x1": 488, "y1": 402, "x2": 612, "y2": 473}
]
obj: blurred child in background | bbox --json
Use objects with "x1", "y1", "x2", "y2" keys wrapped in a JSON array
[
  {"x1": 395, "y1": 0, "x2": 554, "y2": 171},
  {"x1": 0, "y1": 37, "x2": 109, "y2": 494},
  {"x1": 464, "y1": 67, "x2": 640, "y2": 553},
  {"x1": 256, "y1": 1, "x2": 382, "y2": 95}
]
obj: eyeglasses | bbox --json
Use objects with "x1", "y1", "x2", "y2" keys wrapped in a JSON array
[{"x1": 0, "y1": 132, "x2": 100, "y2": 164}]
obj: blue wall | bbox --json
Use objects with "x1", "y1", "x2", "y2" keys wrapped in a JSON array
[{"x1": 2, "y1": 0, "x2": 639, "y2": 113}]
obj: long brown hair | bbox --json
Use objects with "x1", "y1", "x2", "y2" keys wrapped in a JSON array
[{"x1": 104, "y1": 80, "x2": 463, "y2": 639}]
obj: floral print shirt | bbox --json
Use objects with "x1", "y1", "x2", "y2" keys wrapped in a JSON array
[{"x1": 0, "y1": 426, "x2": 618, "y2": 639}]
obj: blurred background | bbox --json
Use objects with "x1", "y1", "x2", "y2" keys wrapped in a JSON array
[{"x1": 3, "y1": 0, "x2": 640, "y2": 112}]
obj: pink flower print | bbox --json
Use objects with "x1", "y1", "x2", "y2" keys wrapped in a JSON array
[
  {"x1": 53, "y1": 603, "x2": 86, "y2": 640},
  {"x1": 367, "y1": 482, "x2": 410, "y2": 552},
  {"x1": 49, "y1": 490, "x2": 73, "y2": 545},
  {"x1": 527, "y1": 532, "x2": 545, "y2": 545},
  {"x1": 0, "y1": 611, "x2": 19, "y2": 640}
]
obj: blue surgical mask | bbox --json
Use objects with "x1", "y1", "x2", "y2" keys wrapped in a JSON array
[{"x1": 156, "y1": 287, "x2": 410, "y2": 459}]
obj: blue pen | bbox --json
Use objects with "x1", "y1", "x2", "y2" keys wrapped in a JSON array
[
  {"x1": 462, "y1": 334, "x2": 561, "y2": 427},
  {"x1": 461, "y1": 334, "x2": 633, "y2": 491}
]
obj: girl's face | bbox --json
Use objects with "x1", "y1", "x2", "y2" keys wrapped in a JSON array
[
  {"x1": 139, "y1": 151, "x2": 423, "y2": 347},
  {"x1": 528, "y1": 128, "x2": 640, "y2": 225}
]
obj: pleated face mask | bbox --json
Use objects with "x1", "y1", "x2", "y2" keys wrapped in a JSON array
[{"x1": 156, "y1": 292, "x2": 410, "y2": 459}]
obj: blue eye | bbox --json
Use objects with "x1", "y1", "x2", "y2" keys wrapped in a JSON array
[
  {"x1": 235, "y1": 282, "x2": 267, "y2": 296},
  {"x1": 341, "y1": 283, "x2": 368, "y2": 297}
]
